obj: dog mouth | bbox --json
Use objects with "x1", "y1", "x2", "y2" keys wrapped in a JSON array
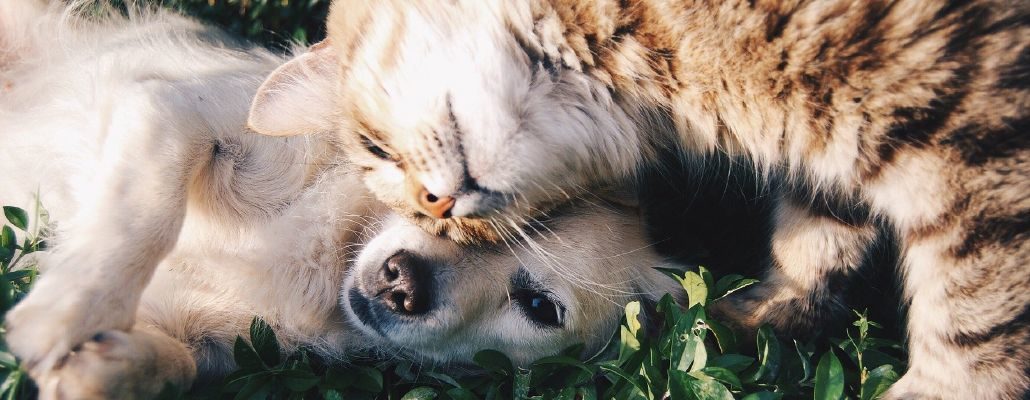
[{"x1": 345, "y1": 287, "x2": 390, "y2": 337}]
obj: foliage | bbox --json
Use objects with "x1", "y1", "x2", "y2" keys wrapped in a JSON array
[
  {"x1": 108, "y1": 0, "x2": 330, "y2": 48},
  {"x1": 0, "y1": 205, "x2": 906, "y2": 400},
  {"x1": 0, "y1": 198, "x2": 49, "y2": 400}
]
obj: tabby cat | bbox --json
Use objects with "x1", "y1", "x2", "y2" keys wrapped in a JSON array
[{"x1": 248, "y1": 1, "x2": 1029, "y2": 398}]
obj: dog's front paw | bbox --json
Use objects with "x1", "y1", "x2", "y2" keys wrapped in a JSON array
[
  {"x1": 5, "y1": 289, "x2": 120, "y2": 374},
  {"x1": 34, "y1": 329, "x2": 196, "y2": 400}
]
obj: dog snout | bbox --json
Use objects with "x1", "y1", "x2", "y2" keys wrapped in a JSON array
[{"x1": 372, "y1": 251, "x2": 433, "y2": 316}]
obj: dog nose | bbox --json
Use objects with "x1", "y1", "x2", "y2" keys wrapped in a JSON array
[
  {"x1": 417, "y1": 187, "x2": 455, "y2": 219},
  {"x1": 373, "y1": 252, "x2": 433, "y2": 315}
]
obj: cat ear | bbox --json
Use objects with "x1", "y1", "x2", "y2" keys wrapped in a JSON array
[{"x1": 248, "y1": 40, "x2": 339, "y2": 136}]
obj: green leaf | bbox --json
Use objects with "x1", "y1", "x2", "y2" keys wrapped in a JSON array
[
  {"x1": 744, "y1": 326, "x2": 781, "y2": 383},
  {"x1": 625, "y1": 301, "x2": 642, "y2": 337},
  {"x1": 349, "y1": 366, "x2": 384, "y2": 393},
  {"x1": 680, "y1": 271, "x2": 708, "y2": 307},
  {"x1": 323, "y1": 390, "x2": 344, "y2": 400},
  {"x1": 401, "y1": 387, "x2": 438, "y2": 400},
  {"x1": 670, "y1": 370, "x2": 734, "y2": 400},
  {"x1": 860, "y1": 365, "x2": 900, "y2": 400},
  {"x1": 576, "y1": 385, "x2": 598, "y2": 400},
  {"x1": 794, "y1": 340, "x2": 815, "y2": 384},
  {"x1": 668, "y1": 370, "x2": 696, "y2": 400},
  {"x1": 248, "y1": 317, "x2": 280, "y2": 367},
  {"x1": 235, "y1": 378, "x2": 272, "y2": 400},
  {"x1": 619, "y1": 325, "x2": 641, "y2": 363},
  {"x1": 233, "y1": 336, "x2": 265, "y2": 371},
  {"x1": 709, "y1": 354, "x2": 754, "y2": 373},
  {"x1": 706, "y1": 319, "x2": 738, "y2": 354},
  {"x1": 0, "y1": 369, "x2": 24, "y2": 400},
  {"x1": 281, "y1": 368, "x2": 320, "y2": 392},
  {"x1": 701, "y1": 367, "x2": 742, "y2": 390},
  {"x1": 687, "y1": 373, "x2": 734, "y2": 400},
  {"x1": 2, "y1": 208, "x2": 27, "y2": 232},
  {"x1": 740, "y1": 392, "x2": 784, "y2": 400},
  {"x1": 668, "y1": 305, "x2": 708, "y2": 374},
  {"x1": 0, "y1": 352, "x2": 16, "y2": 370},
  {"x1": 473, "y1": 350, "x2": 514, "y2": 377},
  {"x1": 446, "y1": 388, "x2": 479, "y2": 400},
  {"x1": 713, "y1": 276, "x2": 759, "y2": 300},
  {"x1": 514, "y1": 369, "x2": 531, "y2": 400},
  {"x1": 813, "y1": 350, "x2": 845, "y2": 400},
  {"x1": 322, "y1": 366, "x2": 356, "y2": 390},
  {"x1": 424, "y1": 371, "x2": 463, "y2": 389},
  {"x1": 0, "y1": 226, "x2": 15, "y2": 251},
  {"x1": 531, "y1": 355, "x2": 594, "y2": 377},
  {"x1": 598, "y1": 363, "x2": 648, "y2": 398}
]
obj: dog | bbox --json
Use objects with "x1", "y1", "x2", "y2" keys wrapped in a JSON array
[{"x1": 0, "y1": 2, "x2": 684, "y2": 398}]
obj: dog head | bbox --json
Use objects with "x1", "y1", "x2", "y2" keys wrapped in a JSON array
[{"x1": 341, "y1": 201, "x2": 684, "y2": 366}]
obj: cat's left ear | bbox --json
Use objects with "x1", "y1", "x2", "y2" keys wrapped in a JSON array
[{"x1": 248, "y1": 40, "x2": 339, "y2": 136}]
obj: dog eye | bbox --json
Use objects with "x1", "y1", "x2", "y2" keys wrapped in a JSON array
[
  {"x1": 360, "y1": 135, "x2": 394, "y2": 161},
  {"x1": 514, "y1": 288, "x2": 565, "y2": 328}
]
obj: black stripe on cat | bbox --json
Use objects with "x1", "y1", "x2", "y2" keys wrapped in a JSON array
[
  {"x1": 950, "y1": 304, "x2": 1030, "y2": 348},
  {"x1": 953, "y1": 210, "x2": 1030, "y2": 259},
  {"x1": 940, "y1": 116, "x2": 1029, "y2": 167}
]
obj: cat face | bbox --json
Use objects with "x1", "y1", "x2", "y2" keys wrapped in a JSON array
[
  {"x1": 341, "y1": 202, "x2": 682, "y2": 365},
  {"x1": 248, "y1": 1, "x2": 643, "y2": 243}
]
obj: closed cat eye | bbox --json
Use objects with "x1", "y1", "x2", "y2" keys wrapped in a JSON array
[{"x1": 360, "y1": 134, "x2": 394, "y2": 161}]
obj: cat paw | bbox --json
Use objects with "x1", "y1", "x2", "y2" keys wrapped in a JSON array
[{"x1": 34, "y1": 330, "x2": 195, "y2": 400}]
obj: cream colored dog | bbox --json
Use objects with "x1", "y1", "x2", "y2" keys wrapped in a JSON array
[{"x1": 0, "y1": 2, "x2": 683, "y2": 398}]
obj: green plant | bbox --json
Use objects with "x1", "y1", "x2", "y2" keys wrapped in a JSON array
[
  {"x1": 0, "y1": 202, "x2": 906, "y2": 399},
  {"x1": 0, "y1": 198, "x2": 49, "y2": 400}
]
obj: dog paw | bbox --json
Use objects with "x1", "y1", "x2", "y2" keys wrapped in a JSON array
[
  {"x1": 34, "y1": 330, "x2": 195, "y2": 400},
  {"x1": 6, "y1": 295, "x2": 104, "y2": 373}
]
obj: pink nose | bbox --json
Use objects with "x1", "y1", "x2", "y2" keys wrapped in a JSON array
[{"x1": 417, "y1": 187, "x2": 455, "y2": 219}]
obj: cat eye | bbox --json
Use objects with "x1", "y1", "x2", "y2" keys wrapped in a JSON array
[
  {"x1": 511, "y1": 268, "x2": 565, "y2": 328},
  {"x1": 360, "y1": 134, "x2": 394, "y2": 161}
]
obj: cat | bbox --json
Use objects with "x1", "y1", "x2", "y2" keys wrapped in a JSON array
[
  {"x1": 0, "y1": 1, "x2": 684, "y2": 398},
  {"x1": 248, "y1": 1, "x2": 1029, "y2": 398}
]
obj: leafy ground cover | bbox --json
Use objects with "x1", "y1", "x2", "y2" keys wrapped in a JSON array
[{"x1": 0, "y1": 201, "x2": 905, "y2": 399}]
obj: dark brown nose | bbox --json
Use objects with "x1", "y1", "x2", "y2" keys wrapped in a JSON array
[
  {"x1": 417, "y1": 187, "x2": 455, "y2": 219},
  {"x1": 372, "y1": 251, "x2": 433, "y2": 315}
]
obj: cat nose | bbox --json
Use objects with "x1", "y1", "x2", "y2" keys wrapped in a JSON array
[
  {"x1": 372, "y1": 251, "x2": 433, "y2": 315},
  {"x1": 417, "y1": 187, "x2": 455, "y2": 219}
]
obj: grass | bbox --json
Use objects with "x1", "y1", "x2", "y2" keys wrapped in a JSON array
[{"x1": 0, "y1": 202, "x2": 906, "y2": 399}]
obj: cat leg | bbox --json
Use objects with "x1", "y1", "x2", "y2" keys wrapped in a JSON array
[
  {"x1": 4, "y1": 82, "x2": 212, "y2": 374},
  {"x1": 882, "y1": 216, "x2": 1029, "y2": 399},
  {"x1": 34, "y1": 326, "x2": 197, "y2": 400},
  {"x1": 711, "y1": 193, "x2": 878, "y2": 338}
]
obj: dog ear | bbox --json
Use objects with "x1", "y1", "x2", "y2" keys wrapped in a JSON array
[{"x1": 248, "y1": 40, "x2": 339, "y2": 136}]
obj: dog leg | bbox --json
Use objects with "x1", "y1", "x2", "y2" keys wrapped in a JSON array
[
  {"x1": 34, "y1": 326, "x2": 197, "y2": 400},
  {"x1": 4, "y1": 82, "x2": 212, "y2": 374}
]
